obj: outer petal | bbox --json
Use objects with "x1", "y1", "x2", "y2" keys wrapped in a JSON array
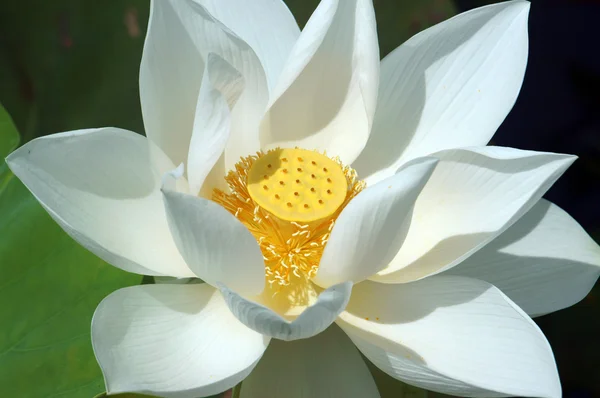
[
  {"x1": 240, "y1": 324, "x2": 379, "y2": 398},
  {"x1": 141, "y1": 0, "x2": 269, "y2": 170},
  {"x1": 219, "y1": 282, "x2": 352, "y2": 341},
  {"x1": 5, "y1": 128, "x2": 193, "y2": 277},
  {"x1": 92, "y1": 283, "x2": 269, "y2": 397},
  {"x1": 337, "y1": 277, "x2": 561, "y2": 398},
  {"x1": 372, "y1": 147, "x2": 575, "y2": 284},
  {"x1": 314, "y1": 157, "x2": 438, "y2": 288},
  {"x1": 353, "y1": 1, "x2": 530, "y2": 185},
  {"x1": 196, "y1": 0, "x2": 300, "y2": 91},
  {"x1": 260, "y1": 0, "x2": 379, "y2": 165},
  {"x1": 187, "y1": 53, "x2": 244, "y2": 196},
  {"x1": 447, "y1": 199, "x2": 600, "y2": 317},
  {"x1": 161, "y1": 187, "x2": 265, "y2": 297}
]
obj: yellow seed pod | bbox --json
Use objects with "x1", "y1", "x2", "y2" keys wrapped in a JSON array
[{"x1": 247, "y1": 149, "x2": 348, "y2": 222}]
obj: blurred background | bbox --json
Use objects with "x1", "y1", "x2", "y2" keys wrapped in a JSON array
[{"x1": 0, "y1": 0, "x2": 598, "y2": 397}]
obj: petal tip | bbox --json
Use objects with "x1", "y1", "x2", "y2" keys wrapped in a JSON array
[{"x1": 160, "y1": 163, "x2": 185, "y2": 192}]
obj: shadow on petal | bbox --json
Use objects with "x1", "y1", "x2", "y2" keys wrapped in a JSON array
[{"x1": 344, "y1": 278, "x2": 489, "y2": 326}]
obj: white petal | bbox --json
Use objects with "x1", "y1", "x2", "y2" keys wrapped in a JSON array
[
  {"x1": 179, "y1": 0, "x2": 269, "y2": 169},
  {"x1": 187, "y1": 53, "x2": 245, "y2": 196},
  {"x1": 141, "y1": 0, "x2": 269, "y2": 170},
  {"x1": 447, "y1": 199, "x2": 600, "y2": 317},
  {"x1": 140, "y1": 0, "x2": 204, "y2": 167},
  {"x1": 240, "y1": 324, "x2": 379, "y2": 398},
  {"x1": 314, "y1": 157, "x2": 438, "y2": 288},
  {"x1": 6, "y1": 128, "x2": 193, "y2": 277},
  {"x1": 219, "y1": 282, "x2": 352, "y2": 341},
  {"x1": 260, "y1": 0, "x2": 379, "y2": 165},
  {"x1": 337, "y1": 277, "x2": 561, "y2": 398},
  {"x1": 92, "y1": 284, "x2": 269, "y2": 397},
  {"x1": 161, "y1": 188, "x2": 265, "y2": 297},
  {"x1": 372, "y1": 147, "x2": 575, "y2": 284},
  {"x1": 354, "y1": 1, "x2": 530, "y2": 185},
  {"x1": 196, "y1": 0, "x2": 300, "y2": 91}
]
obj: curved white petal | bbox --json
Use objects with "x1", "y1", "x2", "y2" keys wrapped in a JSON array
[
  {"x1": 196, "y1": 0, "x2": 300, "y2": 91},
  {"x1": 178, "y1": 0, "x2": 269, "y2": 169},
  {"x1": 260, "y1": 0, "x2": 379, "y2": 165},
  {"x1": 140, "y1": 0, "x2": 204, "y2": 167},
  {"x1": 447, "y1": 199, "x2": 600, "y2": 317},
  {"x1": 354, "y1": 1, "x2": 530, "y2": 185},
  {"x1": 141, "y1": 0, "x2": 269, "y2": 170},
  {"x1": 219, "y1": 282, "x2": 352, "y2": 341},
  {"x1": 5, "y1": 128, "x2": 193, "y2": 277},
  {"x1": 372, "y1": 147, "x2": 575, "y2": 284},
  {"x1": 161, "y1": 188, "x2": 265, "y2": 297},
  {"x1": 92, "y1": 284, "x2": 269, "y2": 397},
  {"x1": 240, "y1": 324, "x2": 379, "y2": 398},
  {"x1": 187, "y1": 53, "x2": 244, "y2": 196},
  {"x1": 314, "y1": 157, "x2": 438, "y2": 288},
  {"x1": 337, "y1": 277, "x2": 561, "y2": 398}
]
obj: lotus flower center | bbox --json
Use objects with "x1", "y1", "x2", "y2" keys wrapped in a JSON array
[
  {"x1": 212, "y1": 148, "x2": 364, "y2": 289},
  {"x1": 247, "y1": 148, "x2": 348, "y2": 222}
]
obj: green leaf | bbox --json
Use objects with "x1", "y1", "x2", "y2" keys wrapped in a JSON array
[
  {"x1": 0, "y1": 103, "x2": 19, "y2": 158},
  {"x1": 0, "y1": 112, "x2": 140, "y2": 397}
]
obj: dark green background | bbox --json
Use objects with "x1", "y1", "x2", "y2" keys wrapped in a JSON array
[{"x1": 0, "y1": 1, "x2": 598, "y2": 397}]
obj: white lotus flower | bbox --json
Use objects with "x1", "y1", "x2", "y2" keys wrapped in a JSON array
[{"x1": 6, "y1": 0, "x2": 600, "y2": 397}]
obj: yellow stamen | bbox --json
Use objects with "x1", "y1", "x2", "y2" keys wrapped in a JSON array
[{"x1": 212, "y1": 148, "x2": 365, "y2": 287}]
